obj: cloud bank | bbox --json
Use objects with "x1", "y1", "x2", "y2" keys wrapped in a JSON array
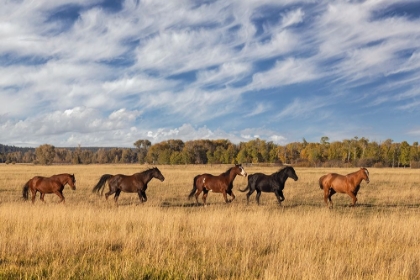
[{"x1": 1, "y1": 0, "x2": 420, "y2": 147}]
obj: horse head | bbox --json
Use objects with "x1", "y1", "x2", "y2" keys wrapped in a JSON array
[
  {"x1": 235, "y1": 164, "x2": 247, "y2": 177},
  {"x1": 152, "y1": 167, "x2": 165, "y2": 182},
  {"x1": 285, "y1": 166, "x2": 298, "y2": 181},
  {"x1": 68, "y1": 174, "x2": 76, "y2": 190},
  {"x1": 360, "y1": 167, "x2": 370, "y2": 184}
]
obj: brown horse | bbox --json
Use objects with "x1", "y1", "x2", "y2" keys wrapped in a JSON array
[
  {"x1": 188, "y1": 164, "x2": 247, "y2": 205},
  {"x1": 319, "y1": 167, "x2": 370, "y2": 208},
  {"x1": 92, "y1": 167, "x2": 165, "y2": 204},
  {"x1": 22, "y1": 173, "x2": 76, "y2": 203}
]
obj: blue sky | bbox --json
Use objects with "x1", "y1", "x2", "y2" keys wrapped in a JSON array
[{"x1": 1, "y1": 0, "x2": 420, "y2": 147}]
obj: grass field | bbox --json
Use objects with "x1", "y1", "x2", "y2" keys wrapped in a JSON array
[{"x1": 0, "y1": 164, "x2": 419, "y2": 279}]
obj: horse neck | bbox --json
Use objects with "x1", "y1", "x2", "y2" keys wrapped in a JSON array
[
  {"x1": 56, "y1": 174, "x2": 69, "y2": 184},
  {"x1": 141, "y1": 170, "x2": 155, "y2": 183},
  {"x1": 348, "y1": 171, "x2": 365, "y2": 184},
  {"x1": 226, "y1": 168, "x2": 239, "y2": 183},
  {"x1": 275, "y1": 169, "x2": 288, "y2": 181}
]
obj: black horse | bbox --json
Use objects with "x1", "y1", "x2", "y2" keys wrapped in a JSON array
[{"x1": 240, "y1": 166, "x2": 298, "y2": 205}]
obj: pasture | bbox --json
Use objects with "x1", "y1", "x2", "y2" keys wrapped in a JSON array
[{"x1": 0, "y1": 164, "x2": 419, "y2": 279}]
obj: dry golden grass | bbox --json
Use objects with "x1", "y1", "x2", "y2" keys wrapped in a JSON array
[{"x1": 0, "y1": 164, "x2": 419, "y2": 279}]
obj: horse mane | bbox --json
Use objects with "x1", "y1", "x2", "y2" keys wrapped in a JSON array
[
  {"x1": 140, "y1": 167, "x2": 157, "y2": 175},
  {"x1": 220, "y1": 166, "x2": 234, "y2": 177},
  {"x1": 272, "y1": 166, "x2": 291, "y2": 175},
  {"x1": 271, "y1": 166, "x2": 293, "y2": 179}
]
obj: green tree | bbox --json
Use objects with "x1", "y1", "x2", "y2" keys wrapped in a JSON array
[
  {"x1": 380, "y1": 139, "x2": 393, "y2": 167},
  {"x1": 410, "y1": 142, "x2": 419, "y2": 166},
  {"x1": 399, "y1": 141, "x2": 410, "y2": 167},
  {"x1": 170, "y1": 151, "x2": 184, "y2": 164}
]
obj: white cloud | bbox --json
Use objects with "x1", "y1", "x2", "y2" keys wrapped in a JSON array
[
  {"x1": 250, "y1": 58, "x2": 319, "y2": 90},
  {"x1": 277, "y1": 96, "x2": 332, "y2": 120},
  {"x1": 245, "y1": 103, "x2": 270, "y2": 117},
  {"x1": 1, "y1": 0, "x2": 420, "y2": 147},
  {"x1": 281, "y1": 8, "x2": 304, "y2": 28}
]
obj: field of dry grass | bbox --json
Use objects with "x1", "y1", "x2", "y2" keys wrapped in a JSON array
[{"x1": 0, "y1": 164, "x2": 419, "y2": 279}]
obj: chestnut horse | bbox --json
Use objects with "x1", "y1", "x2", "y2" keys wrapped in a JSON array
[
  {"x1": 319, "y1": 167, "x2": 370, "y2": 208},
  {"x1": 188, "y1": 164, "x2": 247, "y2": 205},
  {"x1": 22, "y1": 173, "x2": 76, "y2": 203},
  {"x1": 92, "y1": 167, "x2": 165, "y2": 204},
  {"x1": 240, "y1": 166, "x2": 298, "y2": 205}
]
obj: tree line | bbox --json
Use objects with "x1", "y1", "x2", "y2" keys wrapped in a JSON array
[{"x1": 1, "y1": 137, "x2": 419, "y2": 168}]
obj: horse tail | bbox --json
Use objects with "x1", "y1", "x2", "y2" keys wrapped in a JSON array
[
  {"x1": 92, "y1": 174, "x2": 113, "y2": 195},
  {"x1": 188, "y1": 175, "x2": 200, "y2": 199},
  {"x1": 22, "y1": 180, "x2": 31, "y2": 200},
  {"x1": 239, "y1": 174, "x2": 253, "y2": 192}
]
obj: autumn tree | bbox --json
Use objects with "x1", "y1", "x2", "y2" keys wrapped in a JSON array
[
  {"x1": 134, "y1": 139, "x2": 152, "y2": 164},
  {"x1": 35, "y1": 144, "x2": 56, "y2": 165},
  {"x1": 399, "y1": 141, "x2": 410, "y2": 167}
]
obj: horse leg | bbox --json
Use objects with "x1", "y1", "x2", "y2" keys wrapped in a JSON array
[
  {"x1": 274, "y1": 190, "x2": 285, "y2": 206},
  {"x1": 141, "y1": 191, "x2": 147, "y2": 203},
  {"x1": 222, "y1": 191, "x2": 229, "y2": 203},
  {"x1": 202, "y1": 189, "x2": 209, "y2": 206},
  {"x1": 194, "y1": 189, "x2": 202, "y2": 205},
  {"x1": 40, "y1": 192, "x2": 46, "y2": 203},
  {"x1": 114, "y1": 189, "x2": 121, "y2": 203},
  {"x1": 105, "y1": 187, "x2": 116, "y2": 200},
  {"x1": 137, "y1": 190, "x2": 147, "y2": 203},
  {"x1": 246, "y1": 189, "x2": 255, "y2": 205},
  {"x1": 228, "y1": 190, "x2": 235, "y2": 202},
  {"x1": 327, "y1": 189, "x2": 336, "y2": 209},
  {"x1": 256, "y1": 190, "x2": 262, "y2": 205},
  {"x1": 54, "y1": 190, "x2": 65, "y2": 203},
  {"x1": 31, "y1": 189, "x2": 37, "y2": 204},
  {"x1": 347, "y1": 191, "x2": 357, "y2": 207}
]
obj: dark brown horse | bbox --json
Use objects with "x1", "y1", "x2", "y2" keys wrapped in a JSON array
[
  {"x1": 319, "y1": 167, "x2": 370, "y2": 208},
  {"x1": 92, "y1": 167, "x2": 165, "y2": 204},
  {"x1": 188, "y1": 164, "x2": 247, "y2": 205},
  {"x1": 240, "y1": 166, "x2": 298, "y2": 205},
  {"x1": 22, "y1": 173, "x2": 76, "y2": 203}
]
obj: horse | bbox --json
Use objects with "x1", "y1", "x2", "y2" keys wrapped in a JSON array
[
  {"x1": 22, "y1": 173, "x2": 76, "y2": 204},
  {"x1": 319, "y1": 167, "x2": 370, "y2": 208},
  {"x1": 239, "y1": 166, "x2": 298, "y2": 205},
  {"x1": 188, "y1": 164, "x2": 247, "y2": 205},
  {"x1": 92, "y1": 167, "x2": 165, "y2": 204}
]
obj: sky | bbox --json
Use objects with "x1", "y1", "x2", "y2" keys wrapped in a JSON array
[{"x1": 1, "y1": 0, "x2": 420, "y2": 148}]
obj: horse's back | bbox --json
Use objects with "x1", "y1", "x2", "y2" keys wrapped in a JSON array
[
  {"x1": 249, "y1": 173, "x2": 277, "y2": 192},
  {"x1": 321, "y1": 173, "x2": 348, "y2": 192},
  {"x1": 33, "y1": 176, "x2": 61, "y2": 192}
]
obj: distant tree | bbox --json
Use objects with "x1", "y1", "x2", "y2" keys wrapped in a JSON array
[
  {"x1": 399, "y1": 141, "x2": 410, "y2": 167},
  {"x1": 410, "y1": 142, "x2": 419, "y2": 166},
  {"x1": 23, "y1": 150, "x2": 36, "y2": 163},
  {"x1": 35, "y1": 144, "x2": 56, "y2": 165},
  {"x1": 134, "y1": 139, "x2": 152, "y2": 164},
  {"x1": 97, "y1": 148, "x2": 110, "y2": 164},
  {"x1": 170, "y1": 151, "x2": 184, "y2": 164},
  {"x1": 380, "y1": 139, "x2": 393, "y2": 167},
  {"x1": 121, "y1": 148, "x2": 135, "y2": 163}
]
